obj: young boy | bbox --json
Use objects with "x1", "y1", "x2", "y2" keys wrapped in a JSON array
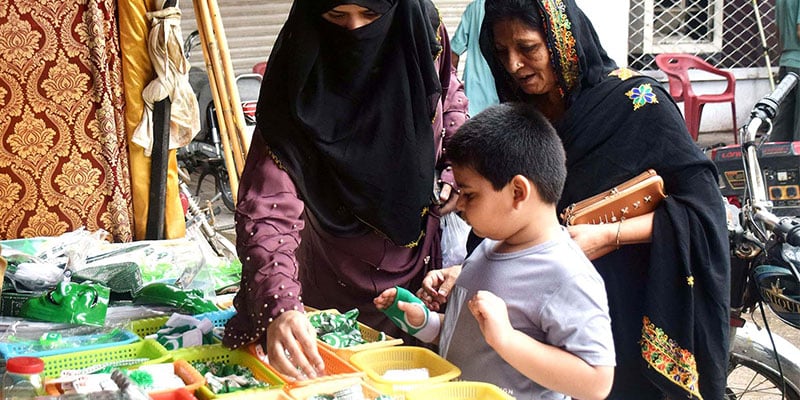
[{"x1": 374, "y1": 103, "x2": 615, "y2": 400}]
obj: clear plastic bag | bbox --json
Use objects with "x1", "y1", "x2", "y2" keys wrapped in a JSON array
[{"x1": 440, "y1": 213, "x2": 471, "y2": 268}]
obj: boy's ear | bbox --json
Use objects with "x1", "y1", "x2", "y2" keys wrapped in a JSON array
[{"x1": 510, "y1": 174, "x2": 532, "y2": 206}]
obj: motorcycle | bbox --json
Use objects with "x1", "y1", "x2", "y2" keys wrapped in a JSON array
[
  {"x1": 176, "y1": 167, "x2": 237, "y2": 263},
  {"x1": 716, "y1": 72, "x2": 800, "y2": 399},
  {"x1": 178, "y1": 30, "x2": 260, "y2": 212}
]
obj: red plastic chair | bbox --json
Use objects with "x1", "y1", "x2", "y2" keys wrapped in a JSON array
[
  {"x1": 252, "y1": 61, "x2": 267, "y2": 76},
  {"x1": 654, "y1": 53, "x2": 738, "y2": 144}
]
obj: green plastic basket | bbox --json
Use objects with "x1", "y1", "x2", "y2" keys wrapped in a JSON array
[
  {"x1": 40, "y1": 338, "x2": 171, "y2": 378},
  {"x1": 170, "y1": 344, "x2": 285, "y2": 399},
  {"x1": 129, "y1": 315, "x2": 170, "y2": 338}
]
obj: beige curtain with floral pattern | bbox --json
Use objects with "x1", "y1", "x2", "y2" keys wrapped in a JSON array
[{"x1": 0, "y1": 1, "x2": 133, "y2": 241}]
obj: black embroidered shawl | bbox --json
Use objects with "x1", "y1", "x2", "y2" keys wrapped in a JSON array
[{"x1": 480, "y1": 1, "x2": 730, "y2": 398}]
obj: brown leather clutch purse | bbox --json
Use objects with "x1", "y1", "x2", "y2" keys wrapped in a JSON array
[{"x1": 560, "y1": 169, "x2": 667, "y2": 226}]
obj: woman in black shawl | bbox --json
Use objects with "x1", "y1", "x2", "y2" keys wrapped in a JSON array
[
  {"x1": 223, "y1": 0, "x2": 469, "y2": 381},
  {"x1": 480, "y1": 1, "x2": 730, "y2": 398},
  {"x1": 421, "y1": 0, "x2": 730, "y2": 398}
]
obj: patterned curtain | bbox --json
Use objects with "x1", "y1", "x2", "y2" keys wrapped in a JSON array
[{"x1": 0, "y1": 1, "x2": 133, "y2": 241}]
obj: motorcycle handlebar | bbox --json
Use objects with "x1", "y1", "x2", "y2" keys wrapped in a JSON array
[
  {"x1": 750, "y1": 72, "x2": 799, "y2": 120},
  {"x1": 755, "y1": 210, "x2": 800, "y2": 246}
]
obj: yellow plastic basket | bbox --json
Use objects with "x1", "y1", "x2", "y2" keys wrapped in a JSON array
[
  {"x1": 348, "y1": 346, "x2": 461, "y2": 395},
  {"x1": 40, "y1": 338, "x2": 171, "y2": 378},
  {"x1": 198, "y1": 390, "x2": 292, "y2": 400},
  {"x1": 306, "y1": 308, "x2": 403, "y2": 361},
  {"x1": 404, "y1": 381, "x2": 515, "y2": 400},
  {"x1": 285, "y1": 375, "x2": 387, "y2": 400},
  {"x1": 170, "y1": 344, "x2": 285, "y2": 399}
]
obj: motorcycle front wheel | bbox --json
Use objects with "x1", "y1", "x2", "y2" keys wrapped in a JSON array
[
  {"x1": 215, "y1": 168, "x2": 236, "y2": 212},
  {"x1": 727, "y1": 353, "x2": 800, "y2": 399}
]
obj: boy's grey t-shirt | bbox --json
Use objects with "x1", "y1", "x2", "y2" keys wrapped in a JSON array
[{"x1": 439, "y1": 228, "x2": 616, "y2": 400}]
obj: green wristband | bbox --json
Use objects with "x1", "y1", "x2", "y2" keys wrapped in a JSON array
[{"x1": 381, "y1": 286, "x2": 429, "y2": 335}]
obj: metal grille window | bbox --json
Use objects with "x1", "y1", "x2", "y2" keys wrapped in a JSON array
[{"x1": 629, "y1": 0, "x2": 779, "y2": 71}]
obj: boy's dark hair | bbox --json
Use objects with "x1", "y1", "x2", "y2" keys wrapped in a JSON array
[{"x1": 446, "y1": 102, "x2": 566, "y2": 204}]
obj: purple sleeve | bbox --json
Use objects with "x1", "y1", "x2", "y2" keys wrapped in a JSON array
[
  {"x1": 435, "y1": 23, "x2": 469, "y2": 186},
  {"x1": 225, "y1": 132, "x2": 305, "y2": 348}
]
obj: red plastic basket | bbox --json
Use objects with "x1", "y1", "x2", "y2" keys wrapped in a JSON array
[
  {"x1": 151, "y1": 387, "x2": 198, "y2": 400},
  {"x1": 245, "y1": 342, "x2": 361, "y2": 389}
]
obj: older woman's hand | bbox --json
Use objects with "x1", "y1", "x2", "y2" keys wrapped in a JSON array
[
  {"x1": 565, "y1": 223, "x2": 618, "y2": 260},
  {"x1": 416, "y1": 264, "x2": 462, "y2": 311},
  {"x1": 266, "y1": 310, "x2": 325, "y2": 381},
  {"x1": 567, "y1": 213, "x2": 654, "y2": 260}
]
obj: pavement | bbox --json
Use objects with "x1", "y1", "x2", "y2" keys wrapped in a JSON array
[{"x1": 696, "y1": 130, "x2": 738, "y2": 150}]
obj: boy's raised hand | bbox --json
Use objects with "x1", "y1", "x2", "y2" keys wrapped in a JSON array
[
  {"x1": 468, "y1": 290, "x2": 514, "y2": 349},
  {"x1": 373, "y1": 287, "x2": 399, "y2": 311},
  {"x1": 374, "y1": 287, "x2": 428, "y2": 332}
]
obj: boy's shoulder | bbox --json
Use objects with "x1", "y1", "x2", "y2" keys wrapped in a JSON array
[
  {"x1": 486, "y1": 231, "x2": 598, "y2": 279},
  {"x1": 543, "y1": 231, "x2": 601, "y2": 280}
]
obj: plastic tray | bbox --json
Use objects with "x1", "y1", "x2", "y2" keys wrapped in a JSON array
[
  {"x1": 150, "y1": 359, "x2": 206, "y2": 395},
  {"x1": 151, "y1": 387, "x2": 199, "y2": 400},
  {"x1": 404, "y1": 381, "x2": 515, "y2": 400},
  {"x1": 129, "y1": 308, "x2": 236, "y2": 340},
  {"x1": 203, "y1": 390, "x2": 292, "y2": 400},
  {"x1": 40, "y1": 338, "x2": 171, "y2": 378},
  {"x1": 306, "y1": 308, "x2": 403, "y2": 361},
  {"x1": 285, "y1": 375, "x2": 386, "y2": 400},
  {"x1": 170, "y1": 343, "x2": 285, "y2": 399},
  {"x1": 348, "y1": 346, "x2": 461, "y2": 395},
  {"x1": 0, "y1": 328, "x2": 140, "y2": 359},
  {"x1": 44, "y1": 359, "x2": 205, "y2": 397},
  {"x1": 245, "y1": 342, "x2": 362, "y2": 389}
]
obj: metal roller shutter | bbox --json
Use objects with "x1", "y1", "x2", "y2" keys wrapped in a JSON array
[
  {"x1": 178, "y1": 1, "x2": 469, "y2": 76},
  {"x1": 179, "y1": 1, "x2": 293, "y2": 75},
  {"x1": 436, "y1": 0, "x2": 470, "y2": 37}
]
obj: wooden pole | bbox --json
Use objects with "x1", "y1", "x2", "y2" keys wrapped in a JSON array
[
  {"x1": 208, "y1": 0, "x2": 250, "y2": 159},
  {"x1": 192, "y1": 0, "x2": 240, "y2": 204},
  {"x1": 194, "y1": 0, "x2": 246, "y2": 175},
  {"x1": 752, "y1": 0, "x2": 775, "y2": 90}
]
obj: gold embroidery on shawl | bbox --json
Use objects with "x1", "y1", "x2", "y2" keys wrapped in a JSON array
[
  {"x1": 609, "y1": 67, "x2": 639, "y2": 81},
  {"x1": 541, "y1": 0, "x2": 579, "y2": 95},
  {"x1": 640, "y1": 316, "x2": 702, "y2": 399}
]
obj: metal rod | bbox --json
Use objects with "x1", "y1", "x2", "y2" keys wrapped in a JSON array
[{"x1": 752, "y1": 0, "x2": 775, "y2": 90}]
